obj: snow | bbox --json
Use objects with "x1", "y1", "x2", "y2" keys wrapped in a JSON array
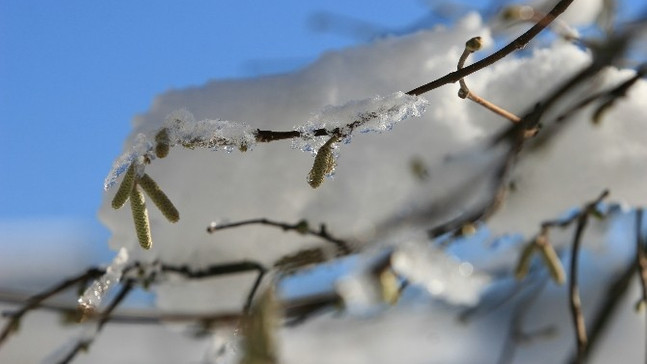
[
  {"x1": 391, "y1": 239, "x2": 490, "y2": 306},
  {"x1": 104, "y1": 110, "x2": 256, "y2": 190},
  {"x1": 93, "y1": 10, "x2": 647, "y2": 364}
]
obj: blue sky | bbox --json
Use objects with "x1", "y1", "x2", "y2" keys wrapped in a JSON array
[{"x1": 0, "y1": 1, "x2": 644, "y2": 248}]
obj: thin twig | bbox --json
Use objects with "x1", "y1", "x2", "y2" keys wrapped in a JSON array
[
  {"x1": 407, "y1": 0, "x2": 575, "y2": 96},
  {"x1": 160, "y1": 262, "x2": 267, "y2": 314},
  {"x1": 555, "y1": 64, "x2": 647, "y2": 124},
  {"x1": 635, "y1": 208, "x2": 647, "y2": 364},
  {"x1": 567, "y1": 190, "x2": 609, "y2": 363},
  {"x1": 0, "y1": 268, "x2": 104, "y2": 348},
  {"x1": 457, "y1": 37, "x2": 522, "y2": 124},
  {"x1": 569, "y1": 210, "x2": 589, "y2": 363},
  {"x1": 57, "y1": 280, "x2": 135, "y2": 364},
  {"x1": 636, "y1": 208, "x2": 647, "y2": 305},
  {"x1": 208, "y1": 218, "x2": 352, "y2": 256}
]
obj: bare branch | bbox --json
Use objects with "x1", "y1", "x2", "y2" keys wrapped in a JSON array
[
  {"x1": 0, "y1": 268, "x2": 104, "y2": 348},
  {"x1": 566, "y1": 190, "x2": 609, "y2": 363},
  {"x1": 208, "y1": 218, "x2": 352, "y2": 256},
  {"x1": 569, "y1": 211, "x2": 589, "y2": 363},
  {"x1": 160, "y1": 262, "x2": 267, "y2": 314},
  {"x1": 407, "y1": 0, "x2": 575, "y2": 96}
]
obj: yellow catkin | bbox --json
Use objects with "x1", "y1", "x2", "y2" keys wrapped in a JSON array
[
  {"x1": 273, "y1": 248, "x2": 325, "y2": 274},
  {"x1": 130, "y1": 185, "x2": 152, "y2": 250},
  {"x1": 240, "y1": 287, "x2": 280, "y2": 364},
  {"x1": 137, "y1": 173, "x2": 180, "y2": 223},
  {"x1": 514, "y1": 242, "x2": 537, "y2": 280},
  {"x1": 154, "y1": 128, "x2": 170, "y2": 158},
  {"x1": 307, "y1": 136, "x2": 338, "y2": 189},
  {"x1": 538, "y1": 242, "x2": 566, "y2": 285},
  {"x1": 379, "y1": 269, "x2": 401, "y2": 305},
  {"x1": 111, "y1": 164, "x2": 136, "y2": 209}
]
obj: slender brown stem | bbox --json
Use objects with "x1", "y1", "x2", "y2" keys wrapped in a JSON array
[
  {"x1": 569, "y1": 212, "x2": 589, "y2": 363},
  {"x1": 160, "y1": 262, "x2": 267, "y2": 314},
  {"x1": 636, "y1": 208, "x2": 647, "y2": 304},
  {"x1": 208, "y1": 218, "x2": 352, "y2": 255},
  {"x1": 635, "y1": 208, "x2": 647, "y2": 364},
  {"x1": 456, "y1": 42, "x2": 522, "y2": 124}
]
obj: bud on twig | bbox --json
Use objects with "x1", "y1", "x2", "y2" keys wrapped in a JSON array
[
  {"x1": 465, "y1": 37, "x2": 482, "y2": 53},
  {"x1": 154, "y1": 128, "x2": 170, "y2": 158}
]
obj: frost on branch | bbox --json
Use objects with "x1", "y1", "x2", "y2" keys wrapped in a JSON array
[
  {"x1": 292, "y1": 91, "x2": 428, "y2": 153},
  {"x1": 77, "y1": 247, "x2": 129, "y2": 314},
  {"x1": 104, "y1": 109, "x2": 255, "y2": 190},
  {"x1": 295, "y1": 91, "x2": 428, "y2": 188}
]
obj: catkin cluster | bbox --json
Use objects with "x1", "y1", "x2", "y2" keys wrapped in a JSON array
[{"x1": 111, "y1": 164, "x2": 179, "y2": 250}]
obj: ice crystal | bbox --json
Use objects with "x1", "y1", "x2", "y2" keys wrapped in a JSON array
[
  {"x1": 77, "y1": 247, "x2": 129, "y2": 313},
  {"x1": 103, "y1": 134, "x2": 153, "y2": 190},
  {"x1": 104, "y1": 110, "x2": 256, "y2": 190},
  {"x1": 292, "y1": 91, "x2": 428, "y2": 153},
  {"x1": 162, "y1": 109, "x2": 256, "y2": 153}
]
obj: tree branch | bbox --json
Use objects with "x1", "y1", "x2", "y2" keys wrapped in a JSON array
[
  {"x1": 406, "y1": 0, "x2": 575, "y2": 96},
  {"x1": 208, "y1": 218, "x2": 352, "y2": 256}
]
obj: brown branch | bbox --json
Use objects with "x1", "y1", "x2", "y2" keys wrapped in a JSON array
[
  {"x1": 208, "y1": 218, "x2": 352, "y2": 256},
  {"x1": 0, "y1": 267, "x2": 104, "y2": 348},
  {"x1": 554, "y1": 64, "x2": 646, "y2": 124},
  {"x1": 565, "y1": 189, "x2": 609, "y2": 363},
  {"x1": 428, "y1": 137, "x2": 520, "y2": 240},
  {"x1": 160, "y1": 262, "x2": 267, "y2": 314},
  {"x1": 569, "y1": 210, "x2": 589, "y2": 363},
  {"x1": 457, "y1": 37, "x2": 522, "y2": 124},
  {"x1": 635, "y1": 208, "x2": 647, "y2": 364},
  {"x1": 636, "y1": 208, "x2": 647, "y2": 307},
  {"x1": 406, "y1": 0, "x2": 575, "y2": 96}
]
